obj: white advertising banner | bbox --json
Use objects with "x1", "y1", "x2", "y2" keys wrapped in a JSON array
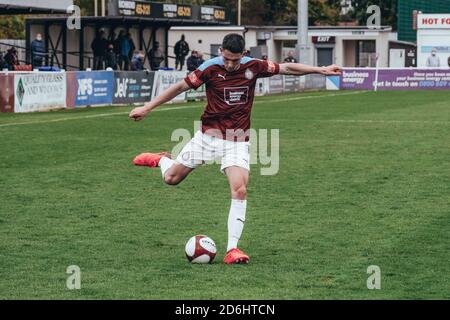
[
  {"x1": 14, "y1": 72, "x2": 67, "y2": 113},
  {"x1": 417, "y1": 14, "x2": 450, "y2": 67},
  {"x1": 152, "y1": 71, "x2": 187, "y2": 102},
  {"x1": 255, "y1": 78, "x2": 270, "y2": 96}
]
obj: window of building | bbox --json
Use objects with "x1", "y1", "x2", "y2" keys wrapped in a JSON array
[{"x1": 357, "y1": 40, "x2": 376, "y2": 67}]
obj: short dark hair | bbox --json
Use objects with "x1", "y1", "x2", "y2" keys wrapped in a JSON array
[{"x1": 222, "y1": 34, "x2": 245, "y2": 54}]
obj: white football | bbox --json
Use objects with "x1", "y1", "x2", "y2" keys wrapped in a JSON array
[{"x1": 185, "y1": 235, "x2": 217, "y2": 264}]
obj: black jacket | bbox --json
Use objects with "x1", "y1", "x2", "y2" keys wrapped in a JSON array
[
  {"x1": 105, "y1": 50, "x2": 117, "y2": 69},
  {"x1": 187, "y1": 55, "x2": 203, "y2": 72},
  {"x1": 174, "y1": 40, "x2": 190, "y2": 57},
  {"x1": 91, "y1": 37, "x2": 108, "y2": 57}
]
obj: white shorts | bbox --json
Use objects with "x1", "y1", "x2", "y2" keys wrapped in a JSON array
[{"x1": 176, "y1": 131, "x2": 250, "y2": 173}]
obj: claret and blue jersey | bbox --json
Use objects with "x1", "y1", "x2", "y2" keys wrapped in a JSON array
[{"x1": 184, "y1": 56, "x2": 280, "y2": 140}]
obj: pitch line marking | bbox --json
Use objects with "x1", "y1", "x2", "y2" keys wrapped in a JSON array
[
  {"x1": 271, "y1": 119, "x2": 449, "y2": 124},
  {"x1": 306, "y1": 119, "x2": 450, "y2": 124},
  {"x1": 0, "y1": 91, "x2": 374, "y2": 128},
  {"x1": 0, "y1": 105, "x2": 200, "y2": 128}
]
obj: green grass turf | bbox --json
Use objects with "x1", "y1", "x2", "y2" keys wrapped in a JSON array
[{"x1": 0, "y1": 90, "x2": 449, "y2": 299}]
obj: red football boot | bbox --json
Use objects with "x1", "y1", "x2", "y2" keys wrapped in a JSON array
[
  {"x1": 223, "y1": 248, "x2": 249, "y2": 264},
  {"x1": 132, "y1": 152, "x2": 170, "y2": 167}
]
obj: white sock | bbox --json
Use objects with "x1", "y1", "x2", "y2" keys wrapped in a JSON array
[
  {"x1": 159, "y1": 156, "x2": 175, "y2": 178},
  {"x1": 227, "y1": 199, "x2": 247, "y2": 252}
]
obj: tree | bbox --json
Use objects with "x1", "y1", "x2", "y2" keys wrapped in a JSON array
[
  {"x1": 263, "y1": 0, "x2": 341, "y2": 26},
  {"x1": 0, "y1": 16, "x2": 25, "y2": 39},
  {"x1": 73, "y1": 0, "x2": 95, "y2": 16},
  {"x1": 308, "y1": 0, "x2": 341, "y2": 26}
]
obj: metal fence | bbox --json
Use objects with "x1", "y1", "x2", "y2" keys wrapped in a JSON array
[{"x1": 0, "y1": 39, "x2": 26, "y2": 63}]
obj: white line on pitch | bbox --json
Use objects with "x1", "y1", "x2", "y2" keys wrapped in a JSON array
[
  {"x1": 0, "y1": 91, "x2": 369, "y2": 128},
  {"x1": 256, "y1": 90, "x2": 367, "y2": 103},
  {"x1": 304, "y1": 119, "x2": 450, "y2": 124},
  {"x1": 0, "y1": 105, "x2": 201, "y2": 128}
]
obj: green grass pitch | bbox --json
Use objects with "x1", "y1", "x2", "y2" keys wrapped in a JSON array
[{"x1": 0, "y1": 90, "x2": 449, "y2": 299}]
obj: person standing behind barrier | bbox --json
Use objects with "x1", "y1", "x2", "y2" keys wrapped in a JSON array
[
  {"x1": 127, "y1": 33, "x2": 136, "y2": 67},
  {"x1": 113, "y1": 31, "x2": 123, "y2": 69},
  {"x1": 31, "y1": 33, "x2": 46, "y2": 69},
  {"x1": 426, "y1": 48, "x2": 440, "y2": 67},
  {"x1": 284, "y1": 51, "x2": 297, "y2": 63},
  {"x1": 198, "y1": 52, "x2": 205, "y2": 66},
  {"x1": 118, "y1": 31, "x2": 130, "y2": 70},
  {"x1": 0, "y1": 51, "x2": 8, "y2": 70},
  {"x1": 91, "y1": 30, "x2": 108, "y2": 70},
  {"x1": 4, "y1": 47, "x2": 19, "y2": 70},
  {"x1": 187, "y1": 50, "x2": 199, "y2": 72},
  {"x1": 149, "y1": 42, "x2": 165, "y2": 71},
  {"x1": 105, "y1": 44, "x2": 118, "y2": 70},
  {"x1": 131, "y1": 51, "x2": 145, "y2": 71},
  {"x1": 174, "y1": 34, "x2": 189, "y2": 71}
]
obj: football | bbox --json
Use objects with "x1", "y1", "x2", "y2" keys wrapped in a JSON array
[{"x1": 185, "y1": 235, "x2": 217, "y2": 263}]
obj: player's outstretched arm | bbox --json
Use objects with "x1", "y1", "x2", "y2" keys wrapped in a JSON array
[
  {"x1": 279, "y1": 63, "x2": 342, "y2": 76},
  {"x1": 129, "y1": 80, "x2": 191, "y2": 121}
]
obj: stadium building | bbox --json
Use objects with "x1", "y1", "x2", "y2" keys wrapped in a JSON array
[{"x1": 169, "y1": 25, "x2": 393, "y2": 68}]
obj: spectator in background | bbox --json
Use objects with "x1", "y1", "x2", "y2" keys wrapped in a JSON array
[
  {"x1": 187, "y1": 50, "x2": 200, "y2": 72},
  {"x1": 118, "y1": 31, "x2": 131, "y2": 70},
  {"x1": 91, "y1": 29, "x2": 108, "y2": 70},
  {"x1": 131, "y1": 51, "x2": 145, "y2": 71},
  {"x1": 198, "y1": 51, "x2": 205, "y2": 65},
  {"x1": 447, "y1": 56, "x2": 450, "y2": 67},
  {"x1": 426, "y1": 48, "x2": 440, "y2": 67},
  {"x1": 261, "y1": 55, "x2": 268, "y2": 61},
  {"x1": 174, "y1": 34, "x2": 190, "y2": 70},
  {"x1": 186, "y1": 50, "x2": 205, "y2": 71},
  {"x1": 31, "y1": 33, "x2": 46, "y2": 68},
  {"x1": 284, "y1": 51, "x2": 297, "y2": 63},
  {"x1": 148, "y1": 41, "x2": 165, "y2": 71},
  {"x1": 113, "y1": 31, "x2": 123, "y2": 69},
  {"x1": 243, "y1": 50, "x2": 252, "y2": 57},
  {"x1": 105, "y1": 44, "x2": 118, "y2": 70},
  {"x1": 127, "y1": 33, "x2": 136, "y2": 66},
  {"x1": 4, "y1": 47, "x2": 19, "y2": 70},
  {"x1": 0, "y1": 51, "x2": 7, "y2": 70}
]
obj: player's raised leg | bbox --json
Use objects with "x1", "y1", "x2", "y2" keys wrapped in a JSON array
[
  {"x1": 223, "y1": 166, "x2": 250, "y2": 264},
  {"x1": 133, "y1": 152, "x2": 193, "y2": 185},
  {"x1": 162, "y1": 161, "x2": 193, "y2": 185}
]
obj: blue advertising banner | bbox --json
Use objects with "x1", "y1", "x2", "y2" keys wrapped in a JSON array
[
  {"x1": 70, "y1": 71, "x2": 114, "y2": 107},
  {"x1": 113, "y1": 71, "x2": 155, "y2": 104}
]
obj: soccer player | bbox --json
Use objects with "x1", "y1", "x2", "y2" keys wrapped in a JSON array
[{"x1": 129, "y1": 34, "x2": 341, "y2": 264}]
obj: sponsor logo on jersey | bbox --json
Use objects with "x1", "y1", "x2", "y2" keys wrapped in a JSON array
[
  {"x1": 224, "y1": 86, "x2": 249, "y2": 105},
  {"x1": 217, "y1": 73, "x2": 226, "y2": 80},
  {"x1": 245, "y1": 68, "x2": 254, "y2": 80},
  {"x1": 267, "y1": 60, "x2": 276, "y2": 73},
  {"x1": 188, "y1": 72, "x2": 202, "y2": 86}
]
